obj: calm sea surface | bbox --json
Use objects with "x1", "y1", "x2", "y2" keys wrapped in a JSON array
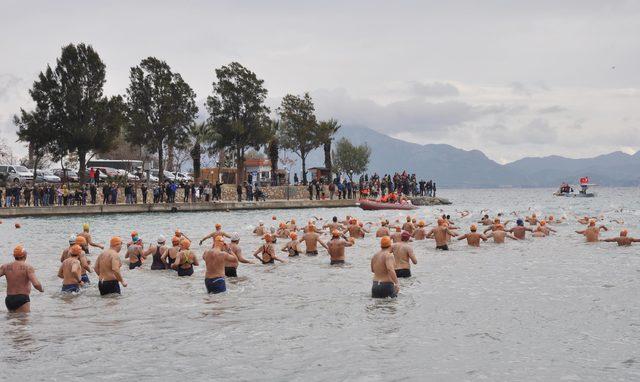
[{"x1": 1, "y1": 188, "x2": 639, "y2": 381}]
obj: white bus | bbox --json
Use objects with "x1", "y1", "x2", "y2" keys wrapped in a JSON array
[{"x1": 86, "y1": 159, "x2": 143, "y2": 172}]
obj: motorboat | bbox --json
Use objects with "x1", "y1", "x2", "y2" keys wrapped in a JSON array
[{"x1": 554, "y1": 178, "x2": 597, "y2": 197}]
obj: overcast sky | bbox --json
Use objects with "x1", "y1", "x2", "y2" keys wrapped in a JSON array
[{"x1": 1, "y1": 0, "x2": 639, "y2": 163}]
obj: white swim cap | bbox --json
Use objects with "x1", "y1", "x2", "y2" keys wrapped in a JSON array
[
  {"x1": 69, "y1": 234, "x2": 77, "y2": 244},
  {"x1": 259, "y1": 220, "x2": 264, "y2": 225},
  {"x1": 157, "y1": 235, "x2": 166, "y2": 243},
  {"x1": 231, "y1": 232, "x2": 240, "y2": 242}
]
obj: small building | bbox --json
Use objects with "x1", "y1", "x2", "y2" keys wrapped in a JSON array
[{"x1": 307, "y1": 167, "x2": 331, "y2": 182}]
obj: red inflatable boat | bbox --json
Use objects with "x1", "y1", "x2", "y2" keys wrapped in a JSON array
[{"x1": 357, "y1": 199, "x2": 418, "y2": 211}]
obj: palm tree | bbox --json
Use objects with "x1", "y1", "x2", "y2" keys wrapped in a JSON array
[
  {"x1": 266, "y1": 119, "x2": 280, "y2": 185},
  {"x1": 318, "y1": 119, "x2": 341, "y2": 180},
  {"x1": 187, "y1": 122, "x2": 217, "y2": 179}
]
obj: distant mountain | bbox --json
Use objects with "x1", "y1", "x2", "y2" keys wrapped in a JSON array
[{"x1": 293, "y1": 125, "x2": 639, "y2": 188}]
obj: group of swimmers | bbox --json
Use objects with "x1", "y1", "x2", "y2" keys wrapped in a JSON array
[{"x1": 1, "y1": 211, "x2": 638, "y2": 312}]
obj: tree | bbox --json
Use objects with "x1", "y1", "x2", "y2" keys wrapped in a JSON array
[
  {"x1": 332, "y1": 137, "x2": 371, "y2": 181},
  {"x1": 206, "y1": 62, "x2": 271, "y2": 185},
  {"x1": 125, "y1": 57, "x2": 198, "y2": 184},
  {"x1": 317, "y1": 118, "x2": 341, "y2": 179},
  {"x1": 52, "y1": 43, "x2": 124, "y2": 184},
  {"x1": 187, "y1": 122, "x2": 217, "y2": 179},
  {"x1": 266, "y1": 119, "x2": 280, "y2": 185},
  {"x1": 278, "y1": 93, "x2": 321, "y2": 185},
  {"x1": 14, "y1": 66, "x2": 59, "y2": 182}
]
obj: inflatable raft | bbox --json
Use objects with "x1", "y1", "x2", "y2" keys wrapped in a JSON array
[{"x1": 357, "y1": 199, "x2": 418, "y2": 211}]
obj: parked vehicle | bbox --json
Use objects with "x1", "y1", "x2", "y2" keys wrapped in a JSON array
[
  {"x1": 0, "y1": 165, "x2": 34, "y2": 184},
  {"x1": 174, "y1": 172, "x2": 193, "y2": 182},
  {"x1": 52, "y1": 168, "x2": 79, "y2": 182},
  {"x1": 150, "y1": 169, "x2": 178, "y2": 181},
  {"x1": 32, "y1": 169, "x2": 62, "y2": 183}
]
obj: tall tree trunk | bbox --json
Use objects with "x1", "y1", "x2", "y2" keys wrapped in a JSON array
[
  {"x1": 235, "y1": 147, "x2": 243, "y2": 185},
  {"x1": 32, "y1": 155, "x2": 40, "y2": 187},
  {"x1": 324, "y1": 141, "x2": 332, "y2": 180},
  {"x1": 28, "y1": 142, "x2": 34, "y2": 168},
  {"x1": 268, "y1": 139, "x2": 279, "y2": 186},
  {"x1": 301, "y1": 153, "x2": 307, "y2": 185},
  {"x1": 191, "y1": 143, "x2": 201, "y2": 179},
  {"x1": 78, "y1": 149, "x2": 87, "y2": 185},
  {"x1": 167, "y1": 142, "x2": 174, "y2": 172},
  {"x1": 157, "y1": 142, "x2": 165, "y2": 184}
]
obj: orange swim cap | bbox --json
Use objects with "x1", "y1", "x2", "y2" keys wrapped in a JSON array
[
  {"x1": 418, "y1": 220, "x2": 425, "y2": 227},
  {"x1": 180, "y1": 239, "x2": 191, "y2": 249},
  {"x1": 110, "y1": 236, "x2": 122, "y2": 247},
  {"x1": 14, "y1": 223, "x2": 21, "y2": 229},
  {"x1": 264, "y1": 234, "x2": 273, "y2": 242},
  {"x1": 69, "y1": 244, "x2": 83, "y2": 256},
  {"x1": 131, "y1": 231, "x2": 138, "y2": 238},
  {"x1": 380, "y1": 236, "x2": 392, "y2": 248},
  {"x1": 620, "y1": 230, "x2": 628, "y2": 236},
  {"x1": 331, "y1": 229, "x2": 340, "y2": 237},
  {"x1": 279, "y1": 222, "x2": 286, "y2": 229},
  {"x1": 171, "y1": 236, "x2": 180, "y2": 245},
  {"x1": 13, "y1": 245, "x2": 26, "y2": 258},
  {"x1": 395, "y1": 226, "x2": 401, "y2": 232},
  {"x1": 548, "y1": 215, "x2": 554, "y2": 221},
  {"x1": 470, "y1": 224, "x2": 477, "y2": 232},
  {"x1": 75, "y1": 236, "x2": 87, "y2": 245},
  {"x1": 540, "y1": 220, "x2": 546, "y2": 226},
  {"x1": 289, "y1": 232, "x2": 298, "y2": 240},
  {"x1": 215, "y1": 223, "x2": 221, "y2": 229},
  {"x1": 589, "y1": 220, "x2": 596, "y2": 227}
]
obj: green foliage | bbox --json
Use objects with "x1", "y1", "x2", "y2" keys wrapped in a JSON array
[
  {"x1": 317, "y1": 118, "x2": 341, "y2": 177},
  {"x1": 277, "y1": 93, "x2": 321, "y2": 184},
  {"x1": 206, "y1": 62, "x2": 271, "y2": 184},
  {"x1": 266, "y1": 119, "x2": 280, "y2": 185},
  {"x1": 332, "y1": 137, "x2": 371, "y2": 181},
  {"x1": 125, "y1": 57, "x2": 198, "y2": 183},
  {"x1": 188, "y1": 122, "x2": 218, "y2": 179}
]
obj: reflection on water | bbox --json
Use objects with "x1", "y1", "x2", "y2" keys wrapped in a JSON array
[{"x1": 0, "y1": 187, "x2": 639, "y2": 380}]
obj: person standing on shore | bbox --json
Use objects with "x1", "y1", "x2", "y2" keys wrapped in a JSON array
[
  {"x1": 94, "y1": 237, "x2": 127, "y2": 295},
  {"x1": 371, "y1": 236, "x2": 399, "y2": 298},
  {"x1": 1, "y1": 246, "x2": 44, "y2": 313}
]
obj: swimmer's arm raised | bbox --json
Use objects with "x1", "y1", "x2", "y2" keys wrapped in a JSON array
[
  {"x1": 456, "y1": 234, "x2": 467, "y2": 241},
  {"x1": 199, "y1": 233, "x2": 214, "y2": 245}
]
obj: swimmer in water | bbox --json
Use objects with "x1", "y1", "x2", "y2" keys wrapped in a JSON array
[
  {"x1": 478, "y1": 214, "x2": 492, "y2": 226},
  {"x1": 322, "y1": 216, "x2": 345, "y2": 233},
  {"x1": 401, "y1": 216, "x2": 415, "y2": 235},
  {"x1": 253, "y1": 234, "x2": 286, "y2": 264},
  {"x1": 534, "y1": 220, "x2": 556, "y2": 237},
  {"x1": 145, "y1": 235, "x2": 169, "y2": 270},
  {"x1": 199, "y1": 223, "x2": 231, "y2": 246},
  {"x1": 347, "y1": 220, "x2": 370, "y2": 239},
  {"x1": 509, "y1": 219, "x2": 534, "y2": 240},
  {"x1": 78, "y1": 223, "x2": 104, "y2": 253},
  {"x1": 601, "y1": 230, "x2": 640, "y2": 246},
  {"x1": 412, "y1": 220, "x2": 430, "y2": 240},
  {"x1": 485, "y1": 224, "x2": 518, "y2": 243},
  {"x1": 370, "y1": 236, "x2": 399, "y2": 298},
  {"x1": 166, "y1": 236, "x2": 181, "y2": 270},
  {"x1": 94, "y1": 237, "x2": 127, "y2": 295},
  {"x1": 202, "y1": 236, "x2": 238, "y2": 294},
  {"x1": 300, "y1": 227, "x2": 329, "y2": 255},
  {"x1": 225, "y1": 233, "x2": 254, "y2": 277},
  {"x1": 173, "y1": 239, "x2": 199, "y2": 276},
  {"x1": 287, "y1": 218, "x2": 298, "y2": 232},
  {"x1": 426, "y1": 218, "x2": 458, "y2": 250},
  {"x1": 58, "y1": 244, "x2": 84, "y2": 293},
  {"x1": 275, "y1": 222, "x2": 290, "y2": 239},
  {"x1": 457, "y1": 225, "x2": 488, "y2": 247},
  {"x1": 391, "y1": 231, "x2": 416, "y2": 277},
  {"x1": 125, "y1": 236, "x2": 146, "y2": 269},
  {"x1": 0, "y1": 245, "x2": 44, "y2": 313},
  {"x1": 253, "y1": 221, "x2": 266, "y2": 236},
  {"x1": 282, "y1": 232, "x2": 303, "y2": 257},
  {"x1": 326, "y1": 230, "x2": 355, "y2": 265},
  {"x1": 575, "y1": 220, "x2": 608, "y2": 242}
]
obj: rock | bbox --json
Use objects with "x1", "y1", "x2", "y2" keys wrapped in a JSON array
[{"x1": 408, "y1": 196, "x2": 452, "y2": 206}]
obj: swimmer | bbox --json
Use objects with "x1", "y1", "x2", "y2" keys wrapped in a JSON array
[
  {"x1": 125, "y1": 236, "x2": 146, "y2": 270},
  {"x1": 282, "y1": 232, "x2": 303, "y2": 257},
  {"x1": 166, "y1": 236, "x2": 181, "y2": 269},
  {"x1": 253, "y1": 221, "x2": 266, "y2": 236},
  {"x1": 375, "y1": 220, "x2": 391, "y2": 238},
  {"x1": 426, "y1": 218, "x2": 458, "y2": 250},
  {"x1": 412, "y1": 220, "x2": 430, "y2": 240},
  {"x1": 145, "y1": 235, "x2": 169, "y2": 270},
  {"x1": 94, "y1": 237, "x2": 127, "y2": 295},
  {"x1": 225, "y1": 233, "x2": 254, "y2": 277},
  {"x1": 459, "y1": 210, "x2": 470, "y2": 218},
  {"x1": 322, "y1": 216, "x2": 345, "y2": 233},
  {"x1": 485, "y1": 224, "x2": 518, "y2": 243},
  {"x1": 276, "y1": 222, "x2": 290, "y2": 239},
  {"x1": 202, "y1": 237, "x2": 238, "y2": 294},
  {"x1": 58, "y1": 244, "x2": 84, "y2": 293},
  {"x1": 601, "y1": 230, "x2": 640, "y2": 246},
  {"x1": 78, "y1": 223, "x2": 104, "y2": 252},
  {"x1": 302, "y1": 220, "x2": 322, "y2": 234},
  {"x1": 535, "y1": 220, "x2": 556, "y2": 236},
  {"x1": 370, "y1": 236, "x2": 399, "y2": 298},
  {"x1": 326, "y1": 229, "x2": 355, "y2": 265},
  {"x1": 525, "y1": 214, "x2": 539, "y2": 226},
  {"x1": 174, "y1": 229, "x2": 191, "y2": 242},
  {"x1": 509, "y1": 219, "x2": 534, "y2": 239},
  {"x1": 390, "y1": 231, "x2": 417, "y2": 277},
  {"x1": 402, "y1": 216, "x2": 415, "y2": 235},
  {"x1": 253, "y1": 234, "x2": 286, "y2": 264},
  {"x1": 287, "y1": 218, "x2": 298, "y2": 232},
  {"x1": 478, "y1": 214, "x2": 492, "y2": 226},
  {"x1": 300, "y1": 228, "x2": 329, "y2": 255},
  {"x1": 73, "y1": 236, "x2": 93, "y2": 284},
  {"x1": 347, "y1": 220, "x2": 370, "y2": 239},
  {"x1": 199, "y1": 223, "x2": 231, "y2": 246},
  {"x1": 0, "y1": 246, "x2": 44, "y2": 313},
  {"x1": 575, "y1": 220, "x2": 608, "y2": 242},
  {"x1": 457, "y1": 225, "x2": 488, "y2": 247},
  {"x1": 172, "y1": 239, "x2": 199, "y2": 276}
]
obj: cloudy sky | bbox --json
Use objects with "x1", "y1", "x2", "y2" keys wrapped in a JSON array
[{"x1": 1, "y1": 0, "x2": 639, "y2": 163}]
